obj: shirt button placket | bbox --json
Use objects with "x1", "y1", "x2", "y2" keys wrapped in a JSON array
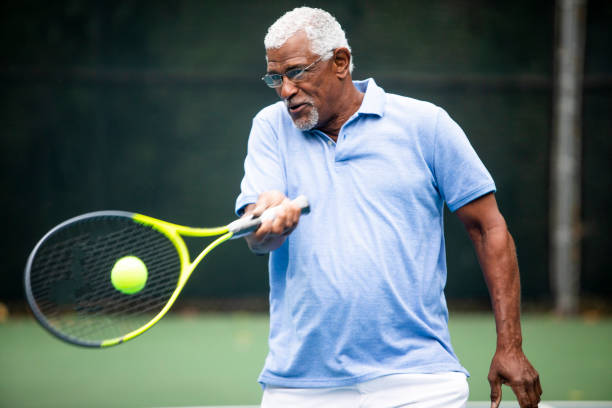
[{"x1": 328, "y1": 139, "x2": 335, "y2": 164}]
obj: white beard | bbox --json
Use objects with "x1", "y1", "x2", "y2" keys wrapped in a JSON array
[
  {"x1": 285, "y1": 98, "x2": 319, "y2": 131},
  {"x1": 293, "y1": 106, "x2": 319, "y2": 131}
]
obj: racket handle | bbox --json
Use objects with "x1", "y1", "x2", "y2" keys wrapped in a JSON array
[{"x1": 228, "y1": 195, "x2": 310, "y2": 239}]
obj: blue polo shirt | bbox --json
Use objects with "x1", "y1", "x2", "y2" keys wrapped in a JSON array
[{"x1": 236, "y1": 78, "x2": 495, "y2": 388}]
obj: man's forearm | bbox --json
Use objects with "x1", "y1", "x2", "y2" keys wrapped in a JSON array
[
  {"x1": 470, "y1": 223, "x2": 523, "y2": 349},
  {"x1": 456, "y1": 194, "x2": 541, "y2": 407}
]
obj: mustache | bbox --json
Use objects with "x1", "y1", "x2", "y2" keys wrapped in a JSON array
[{"x1": 284, "y1": 97, "x2": 314, "y2": 108}]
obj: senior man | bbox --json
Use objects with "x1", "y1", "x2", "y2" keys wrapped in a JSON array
[{"x1": 235, "y1": 7, "x2": 541, "y2": 408}]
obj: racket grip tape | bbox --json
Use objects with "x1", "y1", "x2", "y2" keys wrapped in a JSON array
[{"x1": 228, "y1": 195, "x2": 310, "y2": 239}]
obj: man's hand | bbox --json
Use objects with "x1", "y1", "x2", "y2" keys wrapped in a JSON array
[
  {"x1": 489, "y1": 346, "x2": 542, "y2": 408},
  {"x1": 243, "y1": 191, "x2": 303, "y2": 254}
]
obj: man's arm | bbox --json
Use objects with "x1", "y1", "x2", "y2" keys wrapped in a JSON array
[
  {"x1": 242, "y1": 191, "x2": 303, "y2": 254},
  {"x1": 455, "y1": 193, "x2": 542, "y2": 408}
]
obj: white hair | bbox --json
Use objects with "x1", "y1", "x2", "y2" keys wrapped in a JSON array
[{"x1": 264, "y1": 7, "x2": 354, "y2": 73}]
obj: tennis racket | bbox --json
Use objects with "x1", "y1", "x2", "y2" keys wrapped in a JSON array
[{"x1": 24, "y1": 196, "x2": 309, "y2": 348}]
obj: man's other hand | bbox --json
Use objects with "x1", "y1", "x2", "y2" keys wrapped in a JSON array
[{"x1": 488, "y1": 346, "x2": 542, "y2": 408}]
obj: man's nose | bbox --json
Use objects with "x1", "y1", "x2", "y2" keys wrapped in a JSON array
[{"x1": 278, "y1": 77, "x2": 298, "y2": 100}]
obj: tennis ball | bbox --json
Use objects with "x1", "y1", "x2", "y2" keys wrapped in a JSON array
[{"x1": 111, "y1": 256, "x2": 148, "y2": 295}]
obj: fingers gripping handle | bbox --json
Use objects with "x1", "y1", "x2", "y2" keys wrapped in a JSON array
[{"x1": 228, "y1": 195, "x2": 310, "y2": 239}]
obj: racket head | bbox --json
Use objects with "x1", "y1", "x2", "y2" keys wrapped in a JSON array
[{"x1": 24, "y1": 211, "x2": 183, "y2": 347}]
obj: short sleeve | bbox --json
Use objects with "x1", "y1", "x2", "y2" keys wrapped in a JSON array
[
  {"x1": 433, "y1": 108, "x2": 496, "y2": 212},
  {"x1": 235, "y1": 114, "x2": 286, "y2": 215}
]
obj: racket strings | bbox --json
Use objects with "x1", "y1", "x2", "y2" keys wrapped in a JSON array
[{"x1": 29, "y1": 215, "x2": 182, "y2": 343}]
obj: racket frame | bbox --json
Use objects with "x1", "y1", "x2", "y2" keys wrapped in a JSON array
[
  {"x1": 24, "y1": 210, "x2": 233, "y2": 348},
  {"x1": 24, "y1": 196, "x2": 309, "y2": 347}
]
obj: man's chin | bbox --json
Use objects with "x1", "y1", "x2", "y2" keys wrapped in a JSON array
[
  {"x1": 289, "y1": 108, "x2": 319, "y2": 131},
  {"x1": 292, "y1": 119, "x2": 317, "y2": 131}
]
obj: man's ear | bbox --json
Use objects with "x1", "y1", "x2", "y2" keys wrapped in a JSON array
[{"x1": 333, "y1": 48, "x2": 351, "y2": 79}]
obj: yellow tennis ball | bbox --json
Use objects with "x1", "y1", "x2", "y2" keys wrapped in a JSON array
[{"x1": 111, "y1": 256, "x2": 148, "y2": 294}]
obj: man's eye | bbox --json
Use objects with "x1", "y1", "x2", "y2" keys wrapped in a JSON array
[{"x1": 286, "y1": 68, "x2": 305, "y2": 79}]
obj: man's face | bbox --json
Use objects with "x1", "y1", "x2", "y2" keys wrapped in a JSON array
[{"x1": 265, "y1": 31, "x2": 337, "y2": 131}]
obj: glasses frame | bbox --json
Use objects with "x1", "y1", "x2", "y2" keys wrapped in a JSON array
[{"x1": 261, "y1": 50, "x2": 334, "y2": 88}]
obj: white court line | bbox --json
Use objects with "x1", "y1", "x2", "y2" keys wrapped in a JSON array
[
  {"x1": 465, "y1": 403, "x2": 612, "y2": 408},
  {"x1": 157, "y1": 402, "x2": 612, "y2": 408}
]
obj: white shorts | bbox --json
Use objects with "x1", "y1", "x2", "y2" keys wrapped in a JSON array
[{"x1": 261, "y1": 372, "x2": 469, "y2": 408}]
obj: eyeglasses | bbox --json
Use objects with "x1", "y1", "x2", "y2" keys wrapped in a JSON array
[{"x1": 261, "y1": 51, "x2": 332, "y2": 88}]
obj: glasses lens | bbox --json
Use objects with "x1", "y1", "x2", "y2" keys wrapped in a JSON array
[
  {"x1": 286, "y1": 68, "x2": 305, "y2": 81},
  {"x1": 262, "y1": 74, "x2": 282, "y2": 88}
]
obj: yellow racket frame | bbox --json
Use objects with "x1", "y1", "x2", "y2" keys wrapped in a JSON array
[
  {"x1": 25, "y1": 196, "x2": 308, "y2": 348},
  {"x1": 101, "y1": 214, "x2": 233, "y2": 347}
]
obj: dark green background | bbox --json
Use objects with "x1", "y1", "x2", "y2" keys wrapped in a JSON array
[{"x1": 1, "y1": 0, "x2": 610, "y2": 303}]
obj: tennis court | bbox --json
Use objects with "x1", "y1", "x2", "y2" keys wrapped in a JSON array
[
  {"x1": 1, "y1": 311, "x2": 610, "y2": 407},
  {"x1": 174, "y1": 404, "x2": 612, "y2": 407},
  {"x1": 176, "y1": 404, "x2": 612, "y2": 408}
]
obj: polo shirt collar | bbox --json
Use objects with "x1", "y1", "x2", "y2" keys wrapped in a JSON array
[{"x1": 353, "y1": 78, "x2": 385, "y2": 117}]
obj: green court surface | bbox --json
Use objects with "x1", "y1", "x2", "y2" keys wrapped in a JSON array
[
  {"x1": 1, "y1": 312, "x2": 610, "y2": 407},
  {"x1": 177, "y1": 404, "x2": 612, "y2": 408}
]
